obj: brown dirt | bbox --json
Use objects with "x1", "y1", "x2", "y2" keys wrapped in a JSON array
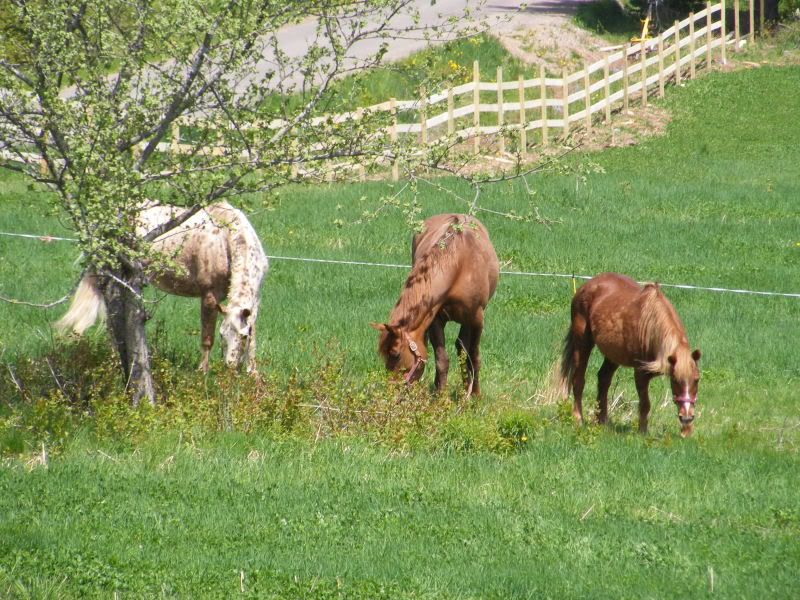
[{"x1": 499, "y1": 21, "x2": 610, "y2": 73}]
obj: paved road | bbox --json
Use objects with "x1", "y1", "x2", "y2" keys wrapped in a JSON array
[{"x1": 238, "y1": 0, "x2": 593, "y2": 93}]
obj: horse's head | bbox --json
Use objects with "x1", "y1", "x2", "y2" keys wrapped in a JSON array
[
  {"x1": 370, "y1": 322, "x2": 427, "y2": 384},
  {"x1": 218, "y1": 304, "x2": 254, "y2": 369},
  {"x1": 667, "y1": 348, "x2": 701, "y2": 437}
]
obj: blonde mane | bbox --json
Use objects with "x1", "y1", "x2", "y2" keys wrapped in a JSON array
[
  {"x1": 637, "y1": 284, "x2": 692, "y2": 377},
  {"x1": 210, "y1": 204, "x2": 268, "y2": 310}
]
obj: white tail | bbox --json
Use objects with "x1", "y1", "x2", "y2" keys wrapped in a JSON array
[{"x1": 55, "y1": 274, "x2": 106, "y2": 335}]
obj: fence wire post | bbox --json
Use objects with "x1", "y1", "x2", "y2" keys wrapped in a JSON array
[
  {"x1": 390, "y1": 98, "x2": 399, "y2": 182},
  {"x1": 561, "y1": 68, "x2": 570, "y2": 138},
  {"x1": 497, "y1": 66, "x2": 505, "y2": 154},
  {"x1": 622, "y1": 43, "x2": 630, "y2": 113},
  {"x1": 290, "y1": 138, "x2": 299, "y2": 180},
  {"x1": 603, "y1": 55, "x2": 611, "y2": 123},
  {"x1": 640, "y1": 41, "x2": 647, "y2": 107},
  {"x1": 540, "y1": 65, "x2": 549, "y2": 145},
  {"x1": 473, "y1": 60, "x2": 480, "y2": 155},
  {"x1": 689, "y1": 13, "x2": 696, "y2": 79},
  {"x1": 658, "y1": 34, "x2": 665, "y2": 98},
  {"x1": 584, "y1": 64, "x2": 591, "y2": 129},
  {"x1": 170, "y1": 121, "x2": 180, "y2": 155},
  {"x1": 675, "y1": 21, "x2": 682, "y2": 86},
  {"x1": 721, "y1": 0, "x2": 728, "y2": 63},
  {"x1": 706, "y1": 2, "x2": 713, "y2": 68},
  {"x1": 759, "y1": 0, "x2": 764, "y2": 35},
  {"x1": 419, "y1": 86, "x2": 427, "y2": 146},
  {"x1": 734, "y1": 0, "x2": 741, "y2": 51},
  {"x1": 447, "y1": 88, "x2": 454, "y2": 136},
  {"x1": 518, "y1": 74, "x2": 527, "y2": 161},
  {"x1": 749, "y1": 0, "x2": 755, "y2": 45}
]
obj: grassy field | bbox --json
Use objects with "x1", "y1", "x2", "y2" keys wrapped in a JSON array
[{"x1": 1, "y1": 61, "x2": 799, "y2": 597}]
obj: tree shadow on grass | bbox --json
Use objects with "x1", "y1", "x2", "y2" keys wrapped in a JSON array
[{"x1": 574, "y1": 0, "x2": 642, "y2": 38}]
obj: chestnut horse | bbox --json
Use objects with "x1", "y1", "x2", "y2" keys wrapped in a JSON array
[
  {"x1": 559, "y1": 273, "x2": 701, "y2": 436},
  {"x1": 371, "y1": 213, "x2": 499, "y2": 395},
  {"x1": 56, "y1": 202, "x2": 268, "y2": 373}
]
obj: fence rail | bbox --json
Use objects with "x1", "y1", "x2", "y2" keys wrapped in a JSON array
[
  {"x1": 166, "y1": 0, "x2": 753, "y2": 180},
  {"x1": 1, "y1": 0, "x2": 764, "y2": 180}
]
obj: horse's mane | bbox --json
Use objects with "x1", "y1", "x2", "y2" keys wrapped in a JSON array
[
  {"x1": 390, "y1": 216, "x2": 470, "y2": 329},
  {"x1": 637, "y1": 284, "x2": 691, "y2": 377},
  {"x1": 210, "y1": 203, "x2": 267, "y2": 309}
]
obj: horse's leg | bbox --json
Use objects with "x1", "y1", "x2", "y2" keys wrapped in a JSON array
[
  {"x1": 465, "y1": 319, "x2": 484, "y2": 396},
  {"x1": 634, "y1": 369, "x2": 654, "y2": 434},
  {"x1": 428, "y1": 317, "x2": 448, "y2": 393},
  {"x1": 455, "y1": 324, "x2": 473, "y2": 395},
  {"x1": 596, "y1": 358, "x2": 619, "y2": 425},
  {"x1": 245, "y1": 306, "x2": 259, "y2": 374},
  {"x1": 199, "y1": 291, "x2": 219, "y2": 372},
  {"x1": 569, "y1": 315, "x2": 593, "y2": 425}
]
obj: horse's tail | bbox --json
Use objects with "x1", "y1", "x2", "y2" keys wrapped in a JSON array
[
  {"x1": 55, "y1": 273, "x2": 106, "y2": 335},
  {"x1": 558, "y1": 327, "x2": 576, "y2": 398}
]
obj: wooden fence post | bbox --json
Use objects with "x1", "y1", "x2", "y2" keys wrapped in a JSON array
[
  {"x1": 584, "y1": 65, "x2": 591, "y2": 129},
  {"x1": 706, "y1": 2, "x2": 712, "y2": 68},
  {"x1": 622, "y1": 43, "x2": 630, "y2": 113},
  {"x1": 759, "y1": 0, "x2": 764, "y2": 35},
  {"x1": 497, "y1": 66, "x2": 505, "y2": 154},
  {"x1": 562, "y1": 68, "x2": 569, "y2": 138},
  {"x1": 640, "y1": 42, "x2": 647, "y2": 106},
  {"x1": 721, "y1": 0, "x2": 727, "y2": 63},
  {"x1": 290, "y1": 138, "x2": 299, "y2": 179},
  {"x1": 473, "y1": 60, "x2": 480, "y2": 155},
  {"x1": 447, "y1": 88, "x2": 454, "y2": 136},
  {"x1": 689, "y1": 14, "x2": 696, "y2": 79},
  {"x1": 419, "y1": 86, "x2": 427, "y2": 146},
  {"x1": 675, "y1": 20, "x2": 681, "y2": 85},
  {"x1": 540, "y1": 65, "x2": 548, "y2": 145},
  {"x1": 749, "y1": 0, "x2": 755, "y2": 45},
  {"x1": 734, "y1": 0, "x2": 741, "y2": 50},
  {"x1": 658, "y1": 34, "x2": 665, "y2": 98},
  {"x1": 390, "y1": 98, "x2": 398, "y2": 181},
  {"x1": 170, "y1": 121, "x2": 180, "y2": 155},
  {"x1": 352, "y1": 109, "x2": 366, "y2": 180},
  {"x1": 603, "y1": 54, "x2": 611, "y2": 123},
  {"x1": 518, "y1": 74, "x2": 527, "y2": 160}
]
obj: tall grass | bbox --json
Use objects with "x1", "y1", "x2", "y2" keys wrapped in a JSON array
[{"x1": 0, "y1": 64, "x2": 798, "y2": 598}]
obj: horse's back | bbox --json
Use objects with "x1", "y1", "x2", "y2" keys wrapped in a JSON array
[
  {"x1": 573, "y1": 273, "x2": 640, "y2": 309},
  {"x1": 571, "y1": 273, "x2": 647, "y2": 365},
  {"x1": 137, "y1": 202, "x2": 264, "y2": 299},
  {"x1": 414, "y1": 213, "x2": 499, "y2": 317}
]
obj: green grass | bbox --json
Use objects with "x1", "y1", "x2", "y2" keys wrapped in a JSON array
[
  {"x1": 1, "y1": 433, "x2": 797, "y2": 598},
  {"x1": 1, "y1": 65, "x2": 799, "y2": 597}
]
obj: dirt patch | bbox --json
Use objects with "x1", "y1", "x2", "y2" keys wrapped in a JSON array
[
  {"x1": 499, "y1": 20, "x2": 610, "y2": 73},
  {"x1": 569, "y1": 103, "x2": 672, "y2": 151}
]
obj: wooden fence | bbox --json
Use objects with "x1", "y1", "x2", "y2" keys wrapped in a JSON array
[{"x1": 3, "y1": 0, "x2": 764, "y2": 180}]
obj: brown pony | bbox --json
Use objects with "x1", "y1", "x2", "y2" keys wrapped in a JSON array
[
  {"x1": 559, "y1": 272, "x2": 701, "y2": 437},
  {"x1": 371, "y1": 213, "x2": 499, "y2": 395}
]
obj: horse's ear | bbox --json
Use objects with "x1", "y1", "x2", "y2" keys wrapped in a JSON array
[
  {"x1": 667, "y1": 354, "x2": 677, "y2": 367},
  {"x1": 369, "y1": 322, "x2": 387, "y2": 332},
  {"x1": 217, "y1": 303, "x2": 227, "y2": 315},
  {"x1": 691, "y1": 349, "x2": 702, "y2": 362}
]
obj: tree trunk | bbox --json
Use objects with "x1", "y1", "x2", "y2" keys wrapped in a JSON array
[{"x1": 99, "y1": 265, "x2": 156, "y2": 406}]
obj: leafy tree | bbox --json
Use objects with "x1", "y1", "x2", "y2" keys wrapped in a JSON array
[{"x1": 0, "y1": 0, "x2": 480, "y2": 404}]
